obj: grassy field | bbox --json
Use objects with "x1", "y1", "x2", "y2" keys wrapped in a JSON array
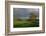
[{"x1": 13, "y1": 17, "x2": 39, "y2": 28}]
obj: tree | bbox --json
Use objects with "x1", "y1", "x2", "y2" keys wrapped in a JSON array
[{"x1": 29, "y1": 13, "x2": 36, "y2": 23}]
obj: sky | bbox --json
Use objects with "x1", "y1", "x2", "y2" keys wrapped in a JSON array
[{"x1": 13, "y1": 8, "x2": 39, "y2": 19}]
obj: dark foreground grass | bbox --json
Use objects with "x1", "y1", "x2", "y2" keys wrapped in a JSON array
[{"x1": 13, "y1": 18, "x2": 39, "y2": 28}]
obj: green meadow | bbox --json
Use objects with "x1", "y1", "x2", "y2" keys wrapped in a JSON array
[{"x1": 13, "y1": 17, "x2": 39, "y2": 28}]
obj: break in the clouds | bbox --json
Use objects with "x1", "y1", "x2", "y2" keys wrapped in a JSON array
[{"x1": 13, "y1": 8, "x2": 39, "y2": 19}]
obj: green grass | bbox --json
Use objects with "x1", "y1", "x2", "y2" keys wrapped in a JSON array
[{"x1": 13, "y1": 18, "x2": 39, "y2": 28}]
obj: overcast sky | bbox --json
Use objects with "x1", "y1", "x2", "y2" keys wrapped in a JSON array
[{"x1": 13, "y1": 8, "x2": 39, "y2": 19}]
